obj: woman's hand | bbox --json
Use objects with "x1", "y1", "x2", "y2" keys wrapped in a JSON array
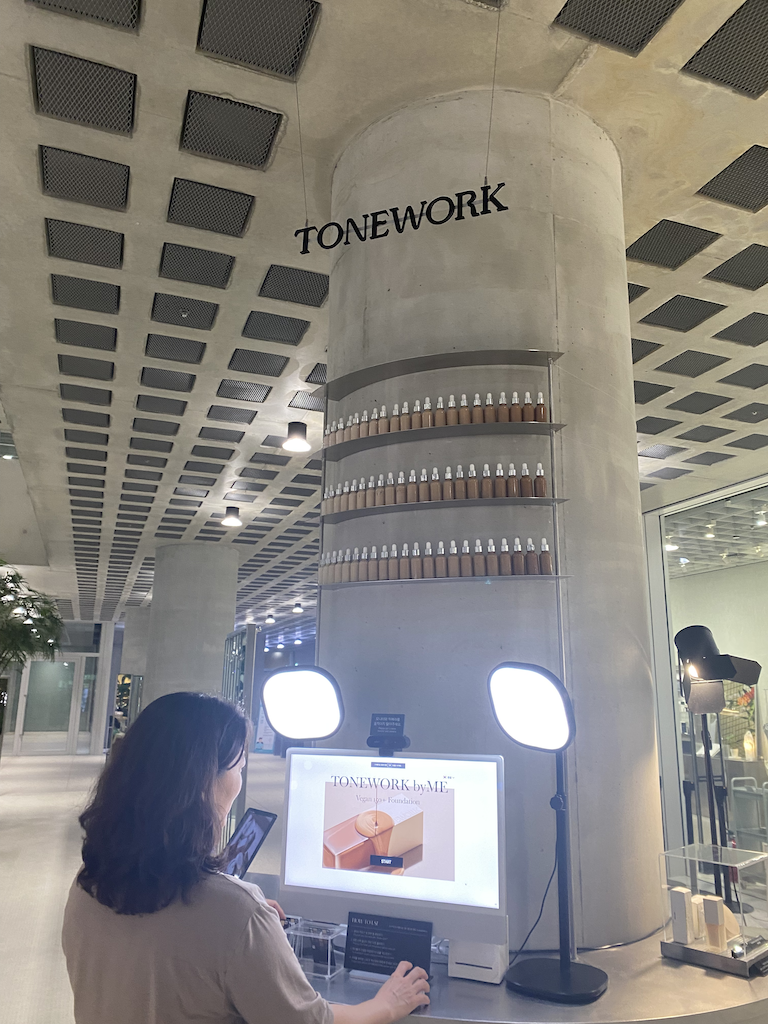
[
  {"x1": 371, "y1": 961, "x2": 430, "y2": 1021},
  {"x1": 265, "y1": 899, "x2": 286, "y2": 921}
]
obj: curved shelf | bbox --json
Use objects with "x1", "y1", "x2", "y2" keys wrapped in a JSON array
[
  {"x1": 322, "y1": 496, "x2": 564, "y2": 525},
  {"x1": 323, "y1": 420, "x2": 564, "y2": 462},
  {"x1": 327, "y1": 349, "x2": 562, "y2": 401},
  {"x1": 321, "y1": 575, "x2": 567, "y2": 589}
]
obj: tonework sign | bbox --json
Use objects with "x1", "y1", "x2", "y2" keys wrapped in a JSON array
[{"x1": 295, "y1": 182, "x2": 508, "y2": 255}]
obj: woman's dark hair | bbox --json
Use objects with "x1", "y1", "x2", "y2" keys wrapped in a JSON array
[{"x1": 78, "y1": 692, "x2": 249, "y2": 915}]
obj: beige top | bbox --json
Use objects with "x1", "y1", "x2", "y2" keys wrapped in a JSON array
[{"x1": 62, "y1": 872, "x2": 333, "y2": 1024}]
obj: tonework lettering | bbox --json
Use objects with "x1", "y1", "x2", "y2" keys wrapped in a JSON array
[{"x1": 295, "y1": 182, "x2": 508, "y2": 254}]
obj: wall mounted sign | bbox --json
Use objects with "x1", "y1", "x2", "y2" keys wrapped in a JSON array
[
  {"x1": 345, "y1": 912, "x2": 432, "y2": 975},
  {"x1": 295, "y1": 182, "x2": 508, "y2": 254}
]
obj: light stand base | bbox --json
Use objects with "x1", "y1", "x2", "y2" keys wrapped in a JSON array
[{"x1": 505, "y1": 958, "x2": 608, "y2": 1004}]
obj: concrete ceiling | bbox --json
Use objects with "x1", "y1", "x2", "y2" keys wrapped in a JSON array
[{"x1": 0, "y1": 0, "x2": 766, "y2": 626}]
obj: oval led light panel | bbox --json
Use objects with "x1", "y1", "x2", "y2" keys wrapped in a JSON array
[
  {"x1": 262, "y1": 668, "x2": 343, "y2": 740},
  {"x1": 488, "y1": 664, "x2": 574, "y2": 752}
]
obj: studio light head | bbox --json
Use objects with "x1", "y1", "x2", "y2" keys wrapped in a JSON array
[
  {"x1": 261, "y1": 666, "x2": 343, "y2": 741},
  {"x1": 674, "y1": 625, "x2": 761, "y2": 714},
  {"x1": 488, "y1": 662, "x2": 575, "y2": 752}
]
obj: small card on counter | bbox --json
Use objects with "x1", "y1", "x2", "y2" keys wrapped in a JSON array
[
  {"x1": 370, "y1": 714, "x2": 405, "y2": 737},
  {"x1": 345, "y1": 912, "x2": 432, "y2": 976}
]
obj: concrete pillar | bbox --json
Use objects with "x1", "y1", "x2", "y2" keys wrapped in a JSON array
[
  {"x1": 120, "y1": 607, "x2": 150, "y2": 677},
  {"x1": 144, "y1": 543, "x2": 238, "y2": 704},
  {"x1": 318, "y1": 90, "x2": 663, "y2": 948}
]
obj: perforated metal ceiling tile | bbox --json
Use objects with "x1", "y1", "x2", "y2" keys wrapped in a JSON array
[
  {"x1": 718, "y1": 363, "x2": 768, "y2": 389},
  {"x1": 626, "y1": 219, "x2": 720, "y2": 269},
  {"x1": 144, "y1": 334, "x2": 206, "y2": 365},
  {"x1": 726, "y1": 433, "x2": 768, "y2": 449},
  {"x1": 648, "y1": 467, "x2": 692, "y2": 479},
  {"x1": 167, "y1": 177, "x2": 254, "y2": 237},
  {"x1": 259, "y1": 264, "x2": 328, "y2": 306},
  {"x1": 184, "y1": 461, "x2": 223, "y2": 474},
  {"x1": 628, "y1": 283, "x2": 649, "y2": 303},
  {"x1": 40, "y1": 146, "x2": 130, "y2": 210},
  {"x1": 180, "y1": 91, "x2": 282, "y2": 169},
  {"x1": 631, "y1": 339, "x2": 662, "y2": 363},
  {"x1": 705, "y1": 245, "x2": 768, "y2": 291},
  {"x1": 132, "y1": 417, "x2": 179, "y2": 435},
  {"x1": 304, "y1": 459, "x2": 322, "y2": 470},
  {"x1": 724, "y1": 403, "x2": 768, "y2": 423},
  {"x1": 31, "y1": 47, "x2": 136, "y2": 134},
  {"x1": 69, "y1": 475, "x2": 104, "y2": 487},
  {"x1": 55, "y1": 320, "x2": 118, "y2": 353},
  {"x1": 697, "y1": 146, "x2": 768, "y2": 212},
  {"x1": 240, "y1": 466, "x2": 277, "y2": 479},
  {"x1": 216, "y1": 380, "x2": 271, "y2": 402},
  {"x1": 634, "y1": 381, "x2": 672, "y2": 404},
  {"x1": 130, "y1": 436, "x2": 174, "y2": 452},
  {"x1": 46, "y1": 219, "x2": 124, "y2": 270},
  {"x1": 199, "y1": 426, "x2": 244, "y2": 442},
  {"x1": 28, "y1": 0, "x2": 140, "y2": 29},
  {"x1": 288, "y1": 390, "x2": 324, "y2": 411},
  {"x1": 666, "y1": 392, "x2": 731, "y2": 414},
  {"x1": 175, "y1": 485, "x2": 208, "y2": 497},
  {"x1": 305, "y1": 362, "x2": 327, "y2": 384},
  {"x1": 52, "y1": 275, "x2": 120, "y2": 314},
  {"x1": 64, "y1": 428, "x2": 108, "y2": 445},
  {"x1": 242, "y1": 309, "x2": 309, "y2": 346},
  {"x1": 636, "y1": 415, "x2": 682, "y2": 434},
  {"x1": 191, "y1": 444, "x2": 234, "y2": 460},
  {"x1": 231, "y1": 480, "x2": 267, "y2": 491},
  {"x1": 63, "y1": 408, "x2": 110, "y2": 427},
  {"x1": 127, "y1": 453, "x2": 167, "y2": 467},
  {"x1": 207, "y1": 404, "x2": 256, "y2": 423},
  {"x1": 66, "y1": 461, "x2": 105, "y2": 474},
  {"x1": 179, "y1": 474, "x2": 216, "y2": 486},
  {"x1": 125, "y1": 469, "x2": 162, "y2": 480},
  {"x1": 684, "y1": 451, "x2": 735, "y2": 466},
  {"x1": 281, "y1": 485, "x2": 314, "y2": 497},
  {"x1": 714, "y1": 313, "x2": 768, "y2": 347},
  {"x1": 676, "y1": 424, "x2": 733, "y2": 442},
  {"x1": 655, "y1": 350, "x2": 730, "y2": 377},
  {"x1": 140, "y1": 366, "x2": 196, "y2": 392},
  {"x1": 58, "y1": 353, "x2": 115, "y2": 380},
  {"x1": 682, "y1": 0, "x2": 768, "y2": 98},
  {"x1": 228, "y1": 349, "x2": 288, "y2": 377},
  {"x1": 151, "y1": 293, "x2": 218, "y2": 331},
  {"x1": 197, "y1": 0, "x2": 319, "y2": 78},
  {"x1": 637, "y1": 443, "x2": 686, "y2": 459},
  {"x1": 640, "y1": 296, "x2": 727, "y2": 332},
  {"x1": 553, "y1": 0, "x2": 686, "y2": 53},
  {"x1": 159, "y1": 242, "x2": 234, "y2": 290},
  {"x1": 60, "y1": 383, "x2": 111, "y2": 405},
  {"x1": 250, "y1": 451, "x2": 290, "y2": 465},
  {"x1": 261, "y1": 434, "x2": 287, "y2": 448},
  {"x1": 136, "y1": 394, "x2": 187, "y2": 416}
]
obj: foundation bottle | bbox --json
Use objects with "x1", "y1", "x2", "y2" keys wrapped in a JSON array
[
  {"x1": 539, "y1": 538, "x2": 554, "y2": 576},
  {"x1": 467, "y1": 464, "x2": 480, "y2": 499},
  {"x1": 442, "y1": 467, "x2": 454, "y2": 501},
  {"x1": 446, "y1": 395, "x2": 459, "y2": 426},
  {"x1": 344, "y1": 416, "x2": 353, "y2": 443},
  {"x1": 520, "y1": 463, "x2": 534, "y2": 498},
  {"x1": 473, "y1": 539, "x2": 486, "y2": 577},
  {"x1": 388, "y1": 544, "x2": 399, "y2": 580},
  {"x1": 411, "y1": 400, "x2": 422, "y2": 430},
  {"x1": 351, "y1": 413, "x2": 360, "y2": 440},
  {"x1": 349, "y1": 479, "x2": 358, "y2": 508},
  {"x1": 486, "y1": 539, "x2": 499, "y2": 576},
  {"x1": 357, "y1": 478, "x2": 367, "y2": 510},
  {"x1": 522, "y1": 391, "x2": 535, "y2": 422},
  {"x1": 321, "y1": 488, "x2": 329, "y2": 515},
  {"x1": 341, "y1": 549, "x2": 352, "y2": 583},
  {"x1": 400, "y1": 401, "x2": 411, "y2": 432},
  {"x1": 385, "y1": 472, "x2": 396, "y2": 505},
  {"x1": 323, "y1": 425, "x2": 331, "y2": 448},
  {"x1": 423, "y1": 397, "x2": 434, "y2": 428},
  {"x1": 418, "y1": 468, "x2": 430, "y2": 502},
  {"x1": 341, "y1": 481, "x2": 351, "y2": 512},
  {"x1": 410, "y1": 542, "x2": 423, "y2": 579},
  {"x1": 512, "y1": 537, "x2": 525, "y2": 576},
  {"x1": 497, "y1": 391, "x2": 509, "y2": 423},
  {"x1": 434, "y1": 397, "x2": 446, "y2": 427},
  {"x1": 460, "y1": 540, "x2": 473, "y2": 577},
  {"x1": 534, "y1": 463, "x2": 547, "y2": 498},
  {"x1": 318, "y1": 553, "x2": 325, "y2": 583},
  {"x1": 430, "y1": 467, "x2": 442, "y2": 502},
  {"x1": 360, "y1": 410, "x2": 370, "y2": 438},
  {"x1": 378, "y1": 405, "x2": 389, "y2": 433},
  {"x1": 484, "y1": 393, "x2": 496, "y2": 423},
  {"x1": 395, "y1": 472, "x2": 407, "y2": 504},
  {"x1": 494, "y1": 463, "x2": 506, "y2": 498},
  {"x1": 407, "y1": 470, "x2": 418, "y2": 504},
  {"x1": 359, "y1": 547, "x2": 369, "y2": 582},
  {"x1": 378, "y1": 545, "x2": 389, "y2": 580},
  {"x1": 329, "y1": 420, "x2": 337, "y2": 445},
  {"x1": 390, "y1": 403, "x2": 400, "y2": 432},
  {"x1": 435, "y1": 541, "x2": 448, "y2": 578},
  {"x1": 329, "y1": 551, "x2": 337, "y2": 582},
  {"x1": 507, "y1": 463, "x2": 519, "y2": 497},
  {"x1": 525, "y1": 538, "x2": 540, "y2": 575},
  {"x1": 448, "y1": 540, "x2": 461, "y2": 578},
  {"x1": 375, "y1": 474, "x2": 386, "y2": 506},
  {"x1": 333, "y1": 483, "x2": 342, "y2": 514},
  {"x1": 368, "y1": 545, "x2": 379, "y2": 582},
  {"x1": 471, "y1": 394, "x2": 484, "y2": 424},
  {"x1": 336, "y1": 420, "x2": 345, "y2": 444},
  {"x1": 499, "y1": 538, "x2": 513, "y2": 576},
  {"x1": 510, "y1": 392, "x2": 522, "y2": 423},
  {"x1": 350, "y1": 548, "x2": 360, "y2": 583},
  {"x1": 459, "y1": 394, "x2": 472, "y2": 425},
  {"x1": 370, "y1": 408, "x2": 379, "y2": 434},
  {"x1": 535, "y1": 391, "x2": 548, "y2": 423},
  {"x1": 399, "y1": 543, "x2": 411, "y2": 579},
  {"x1": 366, "y1": 476, "x2": 376, "y2": 508},
  {"x1": 422, "y1": 541, "x2": 435, "y2": 578},
  {"x1": 481, "y1": 464, "x2": 493, "y2": 499},
  {"x1": 335, "y1": 551, "x2": 344, "y2": 584},
  {"x1": 455, "y1": 465, "x2": 467, "y2": 500}
]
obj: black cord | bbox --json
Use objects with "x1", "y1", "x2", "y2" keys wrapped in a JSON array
[{"x1": 508, "y1": 846, "x2": 558, "y2": 967}]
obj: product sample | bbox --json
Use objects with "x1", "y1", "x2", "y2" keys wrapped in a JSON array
[
  {"x1": 690, "y1": 894, "x2": 705, "y2": 940},
  {"x1": 670, "y1": 887, "x2": 694, "y2": 945},
  {"x1": 703, "y1": 895, "x2": 727, "y2": 952}
]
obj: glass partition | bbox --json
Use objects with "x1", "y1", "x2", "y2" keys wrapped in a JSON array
[{"x1": 21, "y1": 661, "x2": 77, "y2": 754}]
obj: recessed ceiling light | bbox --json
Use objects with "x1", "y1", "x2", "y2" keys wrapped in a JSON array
[
  {"x1": 222, "y1": 505, "x2": 242, "y2": 527},
  {"x1": 276, "y1": 642, "x2": 285, "y2": 649},
  {"x1": 283, "y1": 421, "x2": 311, "y2": 453},
  {"x1": 292, "y1": 600, "x2": 303, "y2": 614},
  {"x1": 665, "y1": 543, "x2": 679, "y2": 552},
  {"x1": 705, "y1": 532, "x2": 715, "y2": 539},
  {"x1": 294, "y1": 639, "x2": 302, "y2": 645}
]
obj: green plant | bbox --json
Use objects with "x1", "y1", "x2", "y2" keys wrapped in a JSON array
[{"x1": 0, "y1": 561, "x2": 64, "y2": 675}]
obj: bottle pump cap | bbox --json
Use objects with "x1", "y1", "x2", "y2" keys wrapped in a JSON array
[
  {"x1": 402, "y1": 401, "x2": 409, "y2": 414},
  {"x1": 361, "y1": 547, "x2": 368, "y2": 559},
  {"x1": 371, "y1": 408, "x2": 379, "y2": 420},
  {"x1": 369, "y1": 476, "x2": 375, "y2": 487},
  {"x1": 496, "y1": 463, "x2": 504, "y2": 476},
  {"x1": 377, "y1": 474, "x2": 385, "y2": 486},
  {"x1": 350, "y1": 479, "x2": 357, "y2": 492},
  {"x1": 423, "y1": 397, "x2": 431, "y2": 410},
  {"x1": 474, "y1": 539, "x2": 483, "y2": 553},
  {"x1": 347, "y1": 415, "x2": 353, "y2": 426},
  {"x1": 488, "y1": 539, "x2": 496, "y2": 552},
  {"x1": 413, "y1": 543, "x2": 420, "y2": 556},
  {"x1": 360, "y1": 477, "x2": 366, "y2": 488},
  {"x1": 437, "y1": 396, "x2": 444, "y2": 409},
  {"x1": 361, "y1": 410, "x2": 369, "y2": 422},
  {"x1": 330, "y1": 420, "x2": 337, "y2": 432},
  {"x1": 537, "y1": 392, "x2": 544, "y2": 404},
  {"x1": 508, "y1": 463, "x2": 516, "y2": 475},
  {"x1": 513, "y1": 537, "x2": 522, "y2": 551},
  {"x1": 331, "y1": 552, "x2": 337, "y2": 564},
  {"x1": 486, "y1": 393, "x2": 493, "y2": 405},
  {"x1": 536, "y1": 463, "x2": 544, "y2": 475},
  {"x1": 353, "y1": 547, "x2": 359, "y2": 560},
  {"x1": 437, "y1": 541, "x2": 445, "y2": 555},
  {"x1": 526, "y1": 538, "x2": 535, "y2": 551},
  {"x1": 447, "y1": 395, "x2": 454, "y2": 408},
  {"x1": 461, "y1": 394, "x2": 468, "y2": 407},
  {"x1": 499, "y1": 391, "x2": 507, "y2": 404},
  {"x1": 456, "y1": 464, "x2": 464, "y2": 477},
  {"x1": 541, "y1": 538, "x2": 550, "y2": 551},
  {"x1": 468, "y1": 464, "x2": 477, "y2": 477},
  {"x1": 482, "y1": 463, "x2": 491, "y2": 477},
  {"x1": 420, "y1": 468, "x2": 428, "y2": 481},
  {"x1": 401, "y1": 543, "x2": 409, "y2": 556},
  {"x1": 343, "y1": 481, "x2": 350, "y2": 492},
  {"x1": 512, "y1": 391, "x2": 519, "y2": 403},
  {"x1": 386, "y1": 472, "x2": 394, "y2": 485},
  {"x1": 336, "y1": 483, "x2": 342, "y2": 495},
  {"x1": 425, "y1": 542, "x2": 432, "y2": 555},
  {"x1": 473, "y1": 393, "x2": 481, "y2": 406},
  {"x1": 445, "y1": 466, "x2": 452, "y2": 479},
  {"x1": 397, "y1": 471, "x2": 405, "y2": 484},
  {"x1": 413, "y1": 400, "x2": 421, "y2": 412},
  {"x1": 449, "y1": 540, "x2": 458, "y2": 555},
  {"x1": 524, "y1": 392, "x2": 532, "y2": 404},
  {"x1": 345, "y1": 549, "x2": 351, "y2": 561},
  {"x1": 392, "y1": 404, "x2": 399, "y2": 416},
  {"x1": 500, "y1": 538, "x2": 509, "y2": 552},
  {"x1": 461, "y1": 540, "x2": 470, "y2": 554},
  {"x1": 353, "y1": 412, "x2": 360, "y2": 424},
  {"x1": 521, "y1": 463, "x2": 529, "y2": 475},
  {"x1": 371, "y1": 545, "x2": 377, "y2": 558},
  {"x1": 431, "y1": 467, "x2": 440, "y2": 480},
  {"x1": 381, "y1": 545, "x2": 388, "y2": 558},
  {"x1": 409, "y1": 469, "x2": 417, "y2": 482},
  {"x1": 380, "y1": 405, "x2": 387, "y2": 417}
]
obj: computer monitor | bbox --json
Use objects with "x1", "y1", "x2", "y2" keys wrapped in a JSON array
[
  {"x1": 223, "y1": 808, "x2": 277, "y2": 879},
  {"x1": 280, "y1": 749, "x2": 506, "y2": 945}
]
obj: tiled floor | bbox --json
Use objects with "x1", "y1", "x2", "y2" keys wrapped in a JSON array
[{"x1": 0, "y1": 755, "x2": 103, "y2": 1024}]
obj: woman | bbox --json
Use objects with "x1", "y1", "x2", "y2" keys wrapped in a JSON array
[{"x1": 63, "y1": 692, "x2": 429, "y2": 1024}]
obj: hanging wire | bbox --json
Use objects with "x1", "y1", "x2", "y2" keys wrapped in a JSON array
[
  {"x1": 295, "y1": 79, "x2": 310, "y2": 228},
  {"x1": 484, "y1": 3, "x2": 503, "y2": 187}
]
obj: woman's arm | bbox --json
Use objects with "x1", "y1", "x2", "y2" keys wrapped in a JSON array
[{"x1": 332, "y1": 962, "x2": 430, "y2": 1024}]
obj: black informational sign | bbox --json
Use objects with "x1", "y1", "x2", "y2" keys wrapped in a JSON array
[
  {"x1": 370, "y1": 713, "x2": 405, "y2": 737},
  {"x1": 345, "y1": 912, "x2": 432, "y2": 976}
]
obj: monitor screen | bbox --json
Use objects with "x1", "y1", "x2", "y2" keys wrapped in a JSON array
[
  {"x1": 283, "y1": 750, "x2": 502, "y2": 911},
  {"x1": 223, "y1": 808, "x2": 277, "y2": 879}
]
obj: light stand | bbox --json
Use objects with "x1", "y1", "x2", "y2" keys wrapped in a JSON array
[{"x1": 488, "y1": 662, "x2": 608, "y2": 1004}]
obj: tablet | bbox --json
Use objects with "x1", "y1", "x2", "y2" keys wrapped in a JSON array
[{"x1": 223, "y1": 808, "x2": 277, "y2": 879}]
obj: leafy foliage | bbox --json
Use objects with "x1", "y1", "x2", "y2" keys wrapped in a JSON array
[{"x1": 0, "y1": 561, "x2": 64, "y2": 675}]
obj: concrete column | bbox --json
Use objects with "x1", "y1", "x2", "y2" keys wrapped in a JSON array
[
  {"x1": 120, "y1": 606, "x2": 150, "y2": 676},
  {"x1": 144, "y1": 543, "x2": 238, "y2": 704},
  {"x1": 319, "y1": 90, "x2": 663, "y2": 948}
]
